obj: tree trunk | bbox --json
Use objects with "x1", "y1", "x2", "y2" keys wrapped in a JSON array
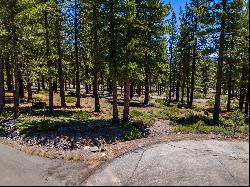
[
  {"x1": 227, "y1": 61, "x2": 232, "y2": 112},
  {"x1": 181, "y1": 81, "x2": 185, "y2": 103},
  {"x1": 0, "y1": 57, "x2": 5, "y2": 112},
  {"x1": 44, "y1": 0, "x2": 53, "y2": 110},
  {"x1": 13, "y1": 63, "x2": 19, "y2": 118},
  {"x1": 53, "y1": 81, "x2": 58, "y2": 93},
  {"x1": 92, "y1": 3, "x2": 100, "y2": 112},
  {"x1": 85, "y1": 83, "x2": 89, "y2": 94},
  {"x1": 64, "y1": 81, "x2": 67, "y2": 91},
  {"x1": 108, "y1": 79, "x2": 112, "y2": 95},
  {"x1": 144, "y1": 70, "x2": 150, "y2": 105},
  {"x1": 123, "y1": 80, "x2": 130, "y2": 123},
  {"x1": 41, "y1": 76, "x2": 45, "y2": 90},
  {"x1": 19, "y1": 73, "x2": 24, "y2": 99},
  {"x1": 55, "y1": 2, "x2": 66, "y2": 107},
  {"x1": 176, "y1": 80, "x2": 180, "y2": 102},
  {"x1": 74, "y1": 1, "x2": 80, "y2": 108},
  {"x1": 93, "y1": 72, "x2": 100, "y2": 112},
  {"x1": 112, "y1": 79, "x2": 119, "y2": 123},
  {"x1": 37, "y1": 78, "x2": 41, "y2": 91},
  {"x1": 5, "y1": 57, "x2": 13, "y2": 92},
  {"x1": 213, "y1": 0, "x2": 226, "y2": 121},
  {"x1": 239, "y1": 65, "x2": 248, "y2": 111},
  {"x1": 188, "y1": 37, "x2": 197, "y2": 108},
  {"x1": 245, "y1": 82, "x2": 249, "y2": 114},
  {"x1": 27, "y1": 81, "x2": 32, "y2": 102}
]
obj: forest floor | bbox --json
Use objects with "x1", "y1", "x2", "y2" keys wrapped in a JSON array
[{"x1": 0, "y1": 89, "x2": 249, "y2": 169}]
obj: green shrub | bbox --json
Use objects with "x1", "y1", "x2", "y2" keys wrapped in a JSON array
[
  {"x1": 0, "y1": 127, "x2": 6, "y2": 135},
  {"x1": 194, "y1": 92, "x2": 204, "y2": 99},
  {"x1": 207, "y1": 100, "x2": 214, "y2": 107},
  {"x1": 130, "y1": 110, "x2": 155, "y2": 127},
  {"x1": 193, "y1": 106, "x2": 204, "y2": 112},
  {"x1": 16, "y1": 119, "x2": 62, "y2": 135},
  {"x1": 184, "y1": 109, "x2": 194, "y2": 118},
  {"x1": 73, "y1": 110, "x2": 91, "y2": 120},
  {"x1": 0, "y1": 111, "x2": 13, "y2": 118},
  {"x1": 223, "y1": 109, "x2": 247, "y2": 135},
  {"x1": 65, "y1": 96, "x2": 76, "y2": 103},
  {"x1": 124, "y1": 126, "x2": 143, "y2": 141},
  {"x1": 154, "y1": 99, "x2": 165, "y2": 106},
  {"x1": 32, "y1": 101, "x2": 46, "y2": 109},
  {"x1": 159, "y1": 105, "x2": 180, "y2": 121},
  {"x1": 36, "y1": 120, "x2": 58, "y2": 132}
]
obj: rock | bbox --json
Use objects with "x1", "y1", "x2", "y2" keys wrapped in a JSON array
[
  {"x1": 90, "y1": 146, "x2": 99, "y2": 153},
  {"x1": 83, "y1": 146, "x2": 91, "y2": 151}
]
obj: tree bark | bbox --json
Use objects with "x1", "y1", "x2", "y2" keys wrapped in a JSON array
[
  {"x1": 93, "y1": 72, "x2": 100, "y2": 112},
  {"x1": 123, "y1": 80, "x2": 130, "y2": 123},
  {"x1": 112, "y1": 79, "x2": 119, "y2": 123},
  {"x1": 144, "y1": 68, "x2": 150, "y2": 105},
  {"x1": 245, "y1": 82, "x2": 249, "y2": 114},
  {"x1": 37, "y1": 78, "x2": 41, "y2": 91},
  {"x1": 19, "y1": 74, "x2": 24, "y2": 99},
  {"x1": 27, "y1": 81, "x2": 32, "y2": 102},
  {"x1": 41, "y1": 76, "x2": 45, "y2": 90},
  {"x1": 92, "y1": 2, "x2": 100, "y2": 112},
  {"x1": 213, "y1": 0, "x2": 226, "y2": 121},
  {"x1": 176, "y1": 80, "x2": 180, "y2": 102},
  {"x1": 4, "y1": 57, "x2": 13, "y2": 92},
  {"x1": 181, "y1": 81, "x2": 185, "y2": 103},
  {"x1": 44, "y1": 0, "x2": 53, "y2": 110},
  {"x1": 55, "y1": 1, "x2": 66, "y2": 107},
  {"x1": 239, "y1": 65, "x2": 248, "y2": 111},
  {"x1": 0, "y1": 57, "x2": 5, "y2": 112},
  {"x1": 189, "y1": 37, "x2": 197, "y2": 108},
  {"x1": 74, "y1": 1, "x2": 80, "y2": 108},
  {"x1": 227, "y1": 61, "x2": 232, "y2": 112},
  {"x1": 53, "y1": 81, "x2": 57, "y2": 93}
]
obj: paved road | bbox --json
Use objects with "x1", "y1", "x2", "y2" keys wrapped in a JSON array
[
  {"x1": 0, "y1": 144, "x2": 88, "y2": 186},
  {"x1": 0, "y1": 140, "x2": 249, "y2": 186},
  {"x1": 84, "y1": 140, "x2": 249, "y2": 186}
]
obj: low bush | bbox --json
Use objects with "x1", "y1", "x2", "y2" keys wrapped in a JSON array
[
  {"x1": 119, "y1": 122, "x2": 144, "y2": 141},
  {"x1": 207, "y1": 99, "x2": 214, "y2": 108},
  {"x1": 154, "y1": 98, "x2": 166, "y2": 106},
  {"x1": 158, "y1": 105, "x2": 180, "y2": 121},
  {"x1": 73, "y1": 110, "x2": 92, "y2": 120},
  {"x1": 16, "y1": 119, "x2": 63, "y2": 136},
  {"x1": 223, "y1": 109, "x2": 247, "y2": 135},
  {"x1": 65, "y1": 96, "x2": 76, "y2": 103},
  {"x1": 174, "y1": 120, "x2": 232, "y2": 135},
  {"x1": 130, "y1": 110, "x2": 155, "y2": 127},
  {"x1": 0, "y1": 127, "x2": 6, "y2": 135},
  {"x1": 0, "y1": 111, "x2": 13, "y2": 118},
  {"x1": 124, "y1": 126, "x2": 143, "y2": 141},
  {"x1": 194, "y1": 92, "x2": 205, "y2": 99},
  {"x1": 193, "y1": 106, "x2": 204, "y2": 112}
]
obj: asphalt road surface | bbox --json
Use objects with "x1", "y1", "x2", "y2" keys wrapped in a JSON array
[
  {"x1": 83, "y1": 140, "x2": 249, "y2": 186},
  {"x1": 0, "y1": 144, "x2": 89, "y2": 186},
  {"x1": 0, "y1": 140, "x2": 249, "y2": 186}
]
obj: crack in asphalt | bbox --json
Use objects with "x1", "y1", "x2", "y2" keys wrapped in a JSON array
[
  {"x1": 167, "y1": 141, "x2": 247, "y2": 186},
  {"x1": 125, "y1": 148, "x2": 148, "y2": 185},
  {"x1": 216, "y1": 158, "x2": 241, "y2": 186}
]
